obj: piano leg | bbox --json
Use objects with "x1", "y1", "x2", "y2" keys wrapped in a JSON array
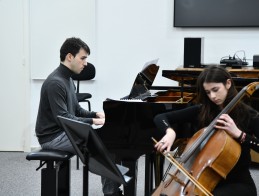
[
  {"x1": 145, "y1": 154, "x2": 153, "y2": 196},
  {"x1": 145, "y1": 153, "x2": 164, "y2": 195},
  {"x1": 153, "y1": 152, "x2": 164, "y2": 187},
  {"x1": 122, "y1": 159, "x2": 138, "y2": 196},
  {"x1": 122, "y1": 154, "x2": 164, "y2": 196}
]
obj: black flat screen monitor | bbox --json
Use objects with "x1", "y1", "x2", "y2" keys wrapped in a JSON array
[{"x1": 174, "y1": 0, "x2": 259, "y2": 27}]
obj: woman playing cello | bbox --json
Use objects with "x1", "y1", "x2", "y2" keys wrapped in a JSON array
[{"x1": 154, "y1": 66, "x2": 259, "y2": 195}]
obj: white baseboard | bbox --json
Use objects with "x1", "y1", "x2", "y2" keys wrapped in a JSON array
[{"x1": 30, "y1": 146, "x2": 41, "y2": 152}]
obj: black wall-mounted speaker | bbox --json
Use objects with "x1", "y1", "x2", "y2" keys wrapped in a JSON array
[{"x1": 184, "y1": 37, "x2": 204, "y2": 68}]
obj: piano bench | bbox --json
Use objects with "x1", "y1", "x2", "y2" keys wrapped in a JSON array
[{"x1": 26, "y1": 149, "x2": 74, "y2": 196}]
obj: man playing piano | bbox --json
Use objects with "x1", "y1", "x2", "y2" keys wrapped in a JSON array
[{"x1": 35, "y1": 37, "x2": 123, "y2": 196}]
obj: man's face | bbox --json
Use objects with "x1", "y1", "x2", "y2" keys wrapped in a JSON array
[{"x1": 70, "y1": 48, "x2": 88, "y2": 74}]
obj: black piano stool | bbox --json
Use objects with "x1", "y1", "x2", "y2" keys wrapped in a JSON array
[{"x1": 26, "y1": 149, "x2": 73, "y2": 196}]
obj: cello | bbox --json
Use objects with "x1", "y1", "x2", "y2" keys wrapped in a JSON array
[{"x1": 152, "y1": 82, "x2": 259, "y2": 196}]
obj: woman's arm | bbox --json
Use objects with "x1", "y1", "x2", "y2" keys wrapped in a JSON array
[{"x1": 153, "y1": 104, "x2": 201, "y2": 152}]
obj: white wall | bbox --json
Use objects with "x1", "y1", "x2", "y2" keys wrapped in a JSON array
[
  {"x1": 30, "y1": 0, "x2": 96, "y2": 79},
  {"x1": 22, "y1": 0, "x2": 259, "y2": 148},
  {"x1": 0, "y1": 0, "x2": 31, "y2": 151}
]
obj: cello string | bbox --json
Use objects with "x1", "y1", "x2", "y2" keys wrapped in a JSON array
[
  {"x1": 166, "y1": 152, "x2": 213, "y2": 196},
  {"x1": 162, "y1": 146, "x2": 182, "y2": 181},
  {"x1": 162, "y1": 162, "x2": 172, "y2": 181},
  {"x1": 152, "y1": 137, "x2": 213, "y2": 196}
]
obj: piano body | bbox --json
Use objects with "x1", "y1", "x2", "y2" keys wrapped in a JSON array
[{"x1": 96, "y1": 61, "x2": 195, "y2": 196}]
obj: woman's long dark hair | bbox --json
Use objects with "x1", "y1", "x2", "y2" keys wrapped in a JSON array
[{"x1": 196, "y1": 66, "x2": 247, "y2": 128}]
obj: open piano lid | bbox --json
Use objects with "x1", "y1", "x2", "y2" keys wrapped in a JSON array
[{"x1": 126, "y1": 59, "x2": 159, "y2": 100}]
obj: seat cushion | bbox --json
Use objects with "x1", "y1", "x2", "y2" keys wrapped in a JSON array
[
  {"x1": 76, "y1": 93, "x2": 92, "y2": 102},
  {"x1": 26, "y1": 149, "x2": 73, "y2": 161}
]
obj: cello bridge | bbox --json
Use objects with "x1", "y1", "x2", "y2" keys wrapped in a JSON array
[{"x1": 164, "y1": 172, "x2": 186, "y2": 188}]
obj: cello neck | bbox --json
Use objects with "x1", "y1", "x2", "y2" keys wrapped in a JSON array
[{"x1": 180, "y1": 82, "x2": 259, "y2": 163}]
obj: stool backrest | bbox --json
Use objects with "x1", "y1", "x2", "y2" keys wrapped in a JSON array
[{"x1": 71, "y1": 63, "x2": 96, "y2": 93}]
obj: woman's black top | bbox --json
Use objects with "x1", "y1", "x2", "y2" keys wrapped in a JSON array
[{"x1": 154, "y1": 104, "x2": 259, "y2": 194}]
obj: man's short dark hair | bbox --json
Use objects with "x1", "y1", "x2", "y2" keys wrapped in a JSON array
[{"x1": 60, "y1": 37, "x2": 90, "y2": 61}]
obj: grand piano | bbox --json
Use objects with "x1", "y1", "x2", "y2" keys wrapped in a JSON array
[{"x1": 96, "y1": 60, "x2": 195, "y2": 196}]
